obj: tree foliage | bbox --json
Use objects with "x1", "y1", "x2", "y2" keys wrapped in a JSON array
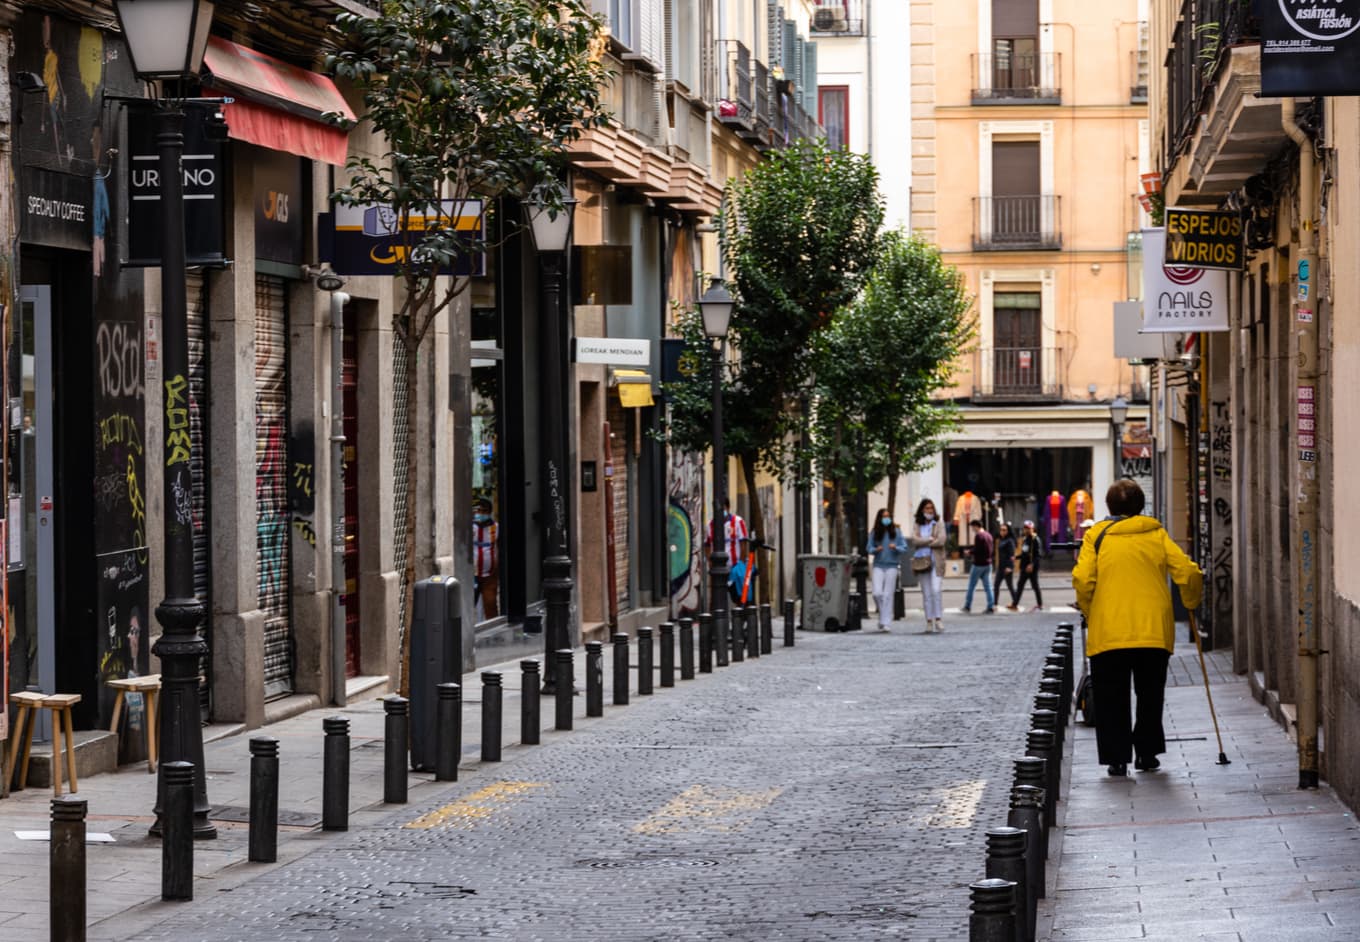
[
  {"x1": 809, "y1": 230, "x2": 975, "y2": 548},
  {"x1": 326, "y1": 0, "x2": 609, "y2": 692}
]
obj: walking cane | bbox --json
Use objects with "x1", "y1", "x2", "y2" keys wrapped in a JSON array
[{"x1": 1188, "y1": 612, "x2": 1231, "y2": 765}]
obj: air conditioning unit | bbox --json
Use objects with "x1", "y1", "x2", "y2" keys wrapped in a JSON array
[{"x1": 813, "y1": 6, "x2": 848, "y2": 32}]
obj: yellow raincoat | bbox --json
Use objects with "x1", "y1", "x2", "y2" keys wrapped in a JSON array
[{"x1": 1071, "y1": 515, "x2": 1203, "y2": 657}]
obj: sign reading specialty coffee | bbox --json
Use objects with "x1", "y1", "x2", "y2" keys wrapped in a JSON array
[
  {"x1": 1261, "y1": 0, "x2": 1360, "y2": 96},
  {"x1": 1163, "y1": 208, "x2": 1245, "y2": 271},
  {"x1": 126, "y1": 102, "x2": 226, "y2": 267}
]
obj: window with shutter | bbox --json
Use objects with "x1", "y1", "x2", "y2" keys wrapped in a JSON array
[
  {"x1": 802, "y1": 41, "x2": 818, "y2": 114},
  {"x1": 637, "y1": 0, "x2": 664, "y2": 68}
]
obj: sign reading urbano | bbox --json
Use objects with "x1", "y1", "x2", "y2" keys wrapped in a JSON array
[{"x1": 1163, "y1": 208, "x2": 1245, "y2": 272}]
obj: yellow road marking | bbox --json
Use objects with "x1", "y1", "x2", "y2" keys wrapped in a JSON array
[
  {"x1": 634, "y1": 784, "x2": 783, "y2": 835},
  {"x1": 925, "y1": 779, "x2": 986, "y2": 829},
  {"x1": 404, "y1": 781, "x2": 547, "y2": 829}
]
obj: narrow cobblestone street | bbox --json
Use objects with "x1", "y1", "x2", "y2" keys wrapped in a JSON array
[{"x1": 96, "y1": 607, "x2": 1071, "y2": 941}]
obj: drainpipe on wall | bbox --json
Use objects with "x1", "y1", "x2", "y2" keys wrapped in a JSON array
[
  {"x1": 330, "y1": 291, "x2": 350, "y2": 705},
  {"x1": 1282, "y1": 97, "x2": 1320, "y2": 789}
]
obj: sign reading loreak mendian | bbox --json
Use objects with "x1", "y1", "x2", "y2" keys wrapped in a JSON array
[
  {"x1": 1261, "y1": 0, "x2": 1360, "y2": 96},
  {"x1": 1141, "y1": 227, "x2": 1230, "y2": 333}
]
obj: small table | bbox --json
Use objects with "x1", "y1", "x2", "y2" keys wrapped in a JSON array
[
  {"x1": 4, "y1": 691, "x2": 82, "y2": 796},
  {"x1": 107, "y1": 674, "x2": 162, "y2": 773}
]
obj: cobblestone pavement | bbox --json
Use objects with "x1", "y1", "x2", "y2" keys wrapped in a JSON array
[{"x1": 96, "y1": 606, "x2": 1076, "y2": 942}]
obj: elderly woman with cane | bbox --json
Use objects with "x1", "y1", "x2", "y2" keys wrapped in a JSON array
[{"x1": 1072, "y1": 479, "x2": 1203, "y2": 776}]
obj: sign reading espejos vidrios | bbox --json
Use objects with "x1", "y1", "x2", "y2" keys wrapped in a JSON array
[{"x1": 1163, "y1": 208, "x2": 1245, "y2": 272}]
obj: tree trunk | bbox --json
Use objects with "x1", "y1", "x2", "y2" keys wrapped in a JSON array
[
  {"x1": 396, "y1": 337, "x2": 421, "y2": 699},
  {"x1": 886, "y1": 451, "x2": 899, "y2": 519}
]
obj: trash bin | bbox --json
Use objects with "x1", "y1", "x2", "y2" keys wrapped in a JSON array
[{"x1": 798, "y1": 555, "x2": 852, "y2": 631}]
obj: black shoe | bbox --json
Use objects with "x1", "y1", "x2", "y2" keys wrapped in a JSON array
[
  {"x1": 1107, "y1": 763, "x2": 1128, "y2": 777},
  {"x1": 1135, "y1": 756, "x2": 1161, "y2": 772}
]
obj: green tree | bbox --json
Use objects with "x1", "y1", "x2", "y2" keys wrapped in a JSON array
[
  {"x1": 809, "y1": 230, "x2": 975, "y2": 549},
  {"x1": 666, "y1": 140, "x2": 883, "y2": 587},
  {"x1": 327, "y1": 0, "x2": 608, "y2": 693}
]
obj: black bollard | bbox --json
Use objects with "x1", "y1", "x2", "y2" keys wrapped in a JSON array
[
  {"x1": 162, "y1": 761, "x2": 195, "y2": 901},
  {"x1": 760, "y1": 603, "x2": 773, "y2": 654},
  {"x1": 1039, "y1": 676, "x2": 1066, "y2": 728},
  {"x1": 715, "y1": 609, "x2": 731, "y2": 667},
  {"x1": 1024, "y1": 728, "x2": 1056, "y2": 860},
  {"x1": 698, "y1": 613, "x2": 714, "y2": 672},
  {"x1": 612, "y1": 633, "x2": 630, "y2": 705},
  {"x1": 1050, "y1": 643, "x2": 1073, "y2": 703},
  {"x1": 746, "y1": 606, "x2": 760, "y2": 659},
  {"x1": 248, "y1": 737, "x2": 279, "y2": 863},
  {"x1": 730, "y1": 606, "x2": 745, "y2": 663},
  {"x1": 969, "y1": 877, "x2": 1018, "y2": 942},
  {"x1": 586, "y1": 642, "x2": 604, "y2": 717},
  {"x1": 384, "y1": 696, "x2": 409, "y2": 804},
  {"x1": 481, "y1": 672, "x2": 503, "y2": 762},
  {"x1": 437, "y1": 682, "x2": 462, "y2": 780},
  {"x1": 1008, "y1": 785, "x2": 1046, "y2": 909},
  {"x1": 520, "y1": 661, "x2": 541, "y2": 746},
  {"x1": 679, "y1": 617, "x2": 695, "y2": 680},
  {"x1": 322, "y1": 716, "x2": 350, "y2": 831},
  {"x1": 1013, "y1": 755, "x2": 1047, "y2": 802},
  {"x1": 637, "y1": 628, "x2": 654, "y2": 695},
  {"x1": 51, "y1": 796, "x2": 86, "y2": 940},
  {"x1": 783, "y1": 598, "x2": 796, "y2": 647},
  {"x1": 1034, "y1": 695, "x2": 1064, "y2": 755},
  {"x1": 555, "y1": 649, "x2": 574, "y2": 730},
  {"x1": 986, "y1": 826, "x2": 1029, "y2": 942},
  {"x1": 1031, "y1": 707, "x2": 1062, "y2": 796},
  {"x1": 660, "y1": 623, "x2": 675, "y2": 687}
]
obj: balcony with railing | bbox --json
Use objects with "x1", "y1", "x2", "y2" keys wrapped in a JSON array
[
  {"x1": 809, "y1": 0, "x2": 865, "y2": 37},
  {"x1": 716, "y1": 40, "x2": 755, "y2": 132},
  {"x1": 754, "y1": 60, "x2": 773, "y2": 137},
  {"x1": 972, "y1": 196, "x2": 1062, "y2": 251},
  {"x1": 972, "y1": 52, "x2": 1060, "y2": 103},
  {"x1": 972, "y1": 346, "x2": 1062, "y2": 401},
  {"x1": 1164, "y1": 1, "x2": 1275, "y2": 206},
  {"x1": 1130, "y1": 22, "x2": 1149, "y2": 103}
]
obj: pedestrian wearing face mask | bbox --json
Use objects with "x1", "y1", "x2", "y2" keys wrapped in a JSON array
[
  {"x1": 866, "y1": 508, "x2": 908, "y2": 632},
  {"x1": 908, "y1": 498, "x2": 948, "y2": 633}
]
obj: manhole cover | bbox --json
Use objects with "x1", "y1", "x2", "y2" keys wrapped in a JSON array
[
  {"x1": 575, "y1": 856, "x2": 721, "y2": 870},
  {"x1": 211, "y1": 805, "x2": 322, "y2": 827}
]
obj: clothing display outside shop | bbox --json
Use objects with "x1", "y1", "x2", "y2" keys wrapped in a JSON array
[{"x1": 954, "y1": 490, "x2": 982, "y2": 547}]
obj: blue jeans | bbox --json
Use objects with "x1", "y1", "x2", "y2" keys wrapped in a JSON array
[{"x1": 964, "y1": 563, "x2": 994, "y2": 610}]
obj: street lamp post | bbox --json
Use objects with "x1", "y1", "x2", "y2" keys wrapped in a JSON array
[
  {"x1": 113, "y1": 0, "x2": 217, "y2": 839},
  {"x1": 523, "y1": 197, "x2": 578, "y2": 694},
  {"x1": 698, "y1": 281, "x2": 734, "y2": 652},
  {"x1": 1109, "y1": 395, "x2": 1129, "y2": 484}
]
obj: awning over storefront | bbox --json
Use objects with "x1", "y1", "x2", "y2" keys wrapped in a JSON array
[
  {"x1": 203, "y1": 36, "x2": 355, "y2": 166},
  {"x1": 612, "y1": 369, "x2": 655, "y2": 408}
]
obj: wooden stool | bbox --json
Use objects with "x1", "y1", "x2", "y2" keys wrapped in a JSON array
[
  {"x1": 107, "y1": 675, "x2": 162, "y2": 773},
  {"x1": 4, "y1": 692, "x2": 81, "y2": 796}
]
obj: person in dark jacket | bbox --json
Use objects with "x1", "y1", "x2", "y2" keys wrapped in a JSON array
[
  {"x1": 994, "y1": 522, "x2": 1017, "y2": 608},
  {"x1": 961, "y1": 519, "x2": 995, "y2": 613},
  {"x1": 1009, "y1": 520, "x2": 1044, "y2": 611}
]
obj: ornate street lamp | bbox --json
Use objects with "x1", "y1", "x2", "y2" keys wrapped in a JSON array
[
  {"x1": 113, "y1": 0, "x2": 217, "y2": 839},
  {"x1": 1109, "y1": 395, "x2": 1129, "y2": 481},
  {"x1": 523, "y1": 196, "x2": 578, "y2": 694},
  {"x1": 698, "y1": 280, "x2": 734, "y2": 652}
]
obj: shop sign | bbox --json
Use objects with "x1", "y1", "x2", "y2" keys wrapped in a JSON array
[
  {"x1": 20, "y1": 166, "x2": 90, "y2": 251},
  {"x1": 321, "y1": 201, "x2": 484, "y2": 276},
  {"x1": 126, "y1": 103, "x2": 226, "y2": 267},
  {"x1": 1163, "y1": 208, "x2": 1244, "y2": 271},
  {"x1": 1261, "y1": 0, "x2": 1360, "y2": 96},
  {"x1": 254, "y1": 149, "x2": 305, "y2": 265},
  {"x1": 1141, "y1": 228, "x2": 1230, "y2": 333},
  {"x1": 575, "y1": 337, "x2": 650, "y2": 366}
]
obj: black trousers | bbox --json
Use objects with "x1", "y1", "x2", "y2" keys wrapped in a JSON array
[
  {"x1": 994, "y1": 567, "x2": 1016, "y2": 605},
  {"x1": 1090, "y1": 647, "x2": 1171, "y2": 765},
  {"x1": 1013, "y1": 568, "x2": 1042, "y2": 606}
]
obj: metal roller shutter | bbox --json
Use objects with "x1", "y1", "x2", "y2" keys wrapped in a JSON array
[
  {"x1": 255, "y1": 274, "x2": 293, "y2": 698},
  {"x1": 186, "y1": 270, "x2": 213, "y2": 716}
]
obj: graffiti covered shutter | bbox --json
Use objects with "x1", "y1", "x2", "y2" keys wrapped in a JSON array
[
  {"x1": 186, "y1": 271, "x2": 214, "y2": 714},
  {"x1": 255, "y1": 274, "x2": 293, "y2": 697}
]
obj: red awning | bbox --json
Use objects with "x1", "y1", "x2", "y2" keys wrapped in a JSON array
[{"x1": 203, "y1": 36, "x2": 355, "y2": 167}]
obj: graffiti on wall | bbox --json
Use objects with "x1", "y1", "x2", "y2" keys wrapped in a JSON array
[
  {"x1": 1209, "y1": 400, "x2": 1233, "y2": 630},
  {"x1": 668, "y1": 447, "x2": 705, "y2": 616},
  {"x1": 289, "y1": 423, "x2": 317, "y2": 548}
]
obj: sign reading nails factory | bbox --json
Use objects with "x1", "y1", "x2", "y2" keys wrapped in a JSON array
[{"x1": 1261, "y1": 0, "x2": 1360, "y2": 96}]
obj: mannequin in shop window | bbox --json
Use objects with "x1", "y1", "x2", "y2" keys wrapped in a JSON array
[
  {"x1": 954, "y1": 490, "x2": 982, "y2": 548},
  {"x1": 1042, "y1": 490, "x2": 1066, "y2": 552}
]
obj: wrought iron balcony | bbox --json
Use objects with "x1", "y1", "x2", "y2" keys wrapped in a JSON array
[
  {"x1": 972, "y1": 196, "x2": 1062, "y2": 251},
  {"x1": 971, "y1": 52, "x2": 1060, "y2": 103},
  {"x1": 809, "y1": 0, "x2": 865, "y2": 37},
  {"x1": 972, "y1": 346, "x2": 1063, "y2": 401},
  {"x1": 1166, "y1": 0, "x2": 1260, "y2": 166},
  {"x1": 715, "y1": 40, "x2": 754, "y2": 130}
]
